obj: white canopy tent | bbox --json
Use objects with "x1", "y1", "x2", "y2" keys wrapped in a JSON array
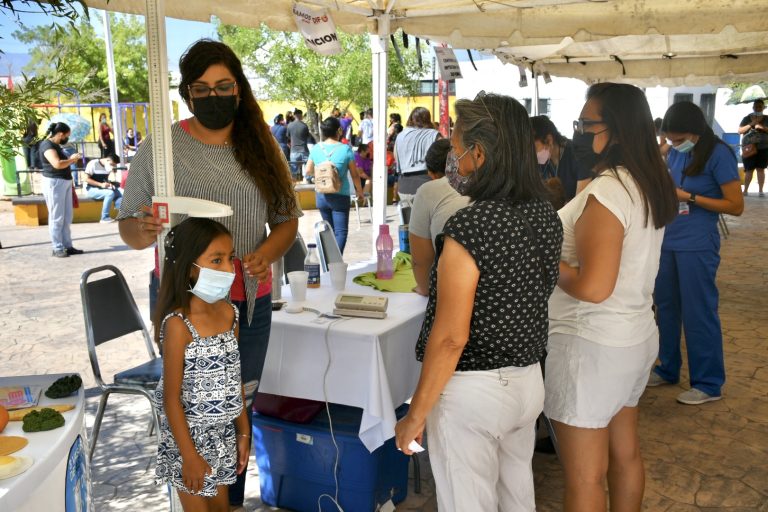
[{"x1": 83, "y1": 0, "x2": 768, "y2": 249}]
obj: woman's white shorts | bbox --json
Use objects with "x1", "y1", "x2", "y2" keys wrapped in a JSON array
[{"x1": 543, "y1": 331, "x2": 658, "y2": 428}]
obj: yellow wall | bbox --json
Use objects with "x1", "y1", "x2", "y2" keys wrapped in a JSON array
[
  {"x1": 258, "y1": 95, "x2": 455, "y2": 127},
  {"x1": 34, "y1": 104, "x2": 152, "y2": 143}
]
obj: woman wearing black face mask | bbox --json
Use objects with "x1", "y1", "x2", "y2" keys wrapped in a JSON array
[
  {"x1": 39, "y1": 122, "x2": 84, "y2": 258},
  {"x1": 117, "y1": 39, "x2": 301, "y2": 510},
  {"x1": 546, "y1": 83, "x2": 678, "y2": 511}
]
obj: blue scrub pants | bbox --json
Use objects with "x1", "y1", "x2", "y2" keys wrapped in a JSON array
[{"x1": 653, "y1": 249, "x2": 725, "y2": 396}]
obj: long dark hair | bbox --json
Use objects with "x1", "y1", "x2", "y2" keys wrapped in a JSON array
[
  {"x1": 46, "y1": 122, "x2": 70, "y2": 139},
  {"x1": 153, "y1": 217, "x2": 232, "y2": 345},
  {"x1": 454, "y1": 93, "x2": 548, "y2": 203},
  {"x1": 179, "y1": 40, "x2": 297, "y2": 216},
  {"x1": 587, "y1": 83, "x2": 677, "y2": 229},
  {"x1": 661, "y1": 101, "x2": 735, "y2": 178}
]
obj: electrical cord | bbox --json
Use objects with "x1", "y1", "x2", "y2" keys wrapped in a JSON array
[{"x1": 313, "y1": 313, "x2": 349, "y2": 512}]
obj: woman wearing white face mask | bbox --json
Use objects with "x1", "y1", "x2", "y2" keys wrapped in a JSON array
[
  {"x1": 530, "y1": 115, "x2": 593, "y2": 204},
  {"x1": 649, "y1": 101, "x2": 744, "y2": 405}
]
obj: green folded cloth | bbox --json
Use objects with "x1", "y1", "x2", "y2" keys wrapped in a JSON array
[{"x1": 353, "y1": 251, "x2": 417, "y2": 292}]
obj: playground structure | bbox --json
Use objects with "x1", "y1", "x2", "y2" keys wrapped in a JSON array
[{"x1": 2, "y1": 89, "x2": 154, "y2": 197}]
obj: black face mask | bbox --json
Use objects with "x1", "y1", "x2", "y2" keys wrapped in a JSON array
[
  {"x1": 192, "y1": 96, "x2": 237, "y2": 130},
  {"x1": 572, "y1": 131, "x2": 601, "y2": 172},
  {"x1": 60, "y1": 136, "x2": 70, "y2": 145}
]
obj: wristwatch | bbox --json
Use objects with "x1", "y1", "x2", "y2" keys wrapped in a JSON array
[{"x1": 688, "y1": 193, "x2": 697, "y2": 204}]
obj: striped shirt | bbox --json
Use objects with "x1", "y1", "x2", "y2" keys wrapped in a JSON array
[{"x1": 118, "y1": 122, "x2": 302, "y2": 322}]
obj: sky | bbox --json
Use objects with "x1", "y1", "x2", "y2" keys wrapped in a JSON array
[{"x1": 0, "y1": 7, "x2": 218, "y2": 75}]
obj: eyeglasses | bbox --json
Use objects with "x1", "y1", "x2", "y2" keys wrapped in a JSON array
[
  {"x1": 188, "y1": 82, "x2": 237, "y2": 98},
  {"x1": 573, "y1": 118, "x2": 606, "y2": 135}
]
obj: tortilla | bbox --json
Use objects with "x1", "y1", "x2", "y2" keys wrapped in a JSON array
[
  {"x1": 0, "y1": 436, "x2": 28, "y2": 456},
  {"x1": 0, "y1": 455, "x2": 33, "y2": 480}
]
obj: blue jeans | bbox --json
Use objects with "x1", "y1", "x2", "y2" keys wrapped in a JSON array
[
  {"x1": 86, "y1": 186, "x2": 122, "y2": 221},
  {"x1": 289, "y1": 151, "x2": 307, "y2": 180},
  {"x1": 41, "y1": 177, "x2": 73, "y2": 252},
  {"x1": 229, "y1": 295, "x2": 272, "y2": 505},
  {"x1": 316, "y1": 192, "x2": 351, "y2": 253},
  {"x1": 653, "y1": 248, "x2": 724, "y2": 396}
]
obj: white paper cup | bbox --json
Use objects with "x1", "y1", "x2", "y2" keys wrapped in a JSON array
[
  {"x1": 328, "y1": 262, "x2": 348, "y2": 291},
  {"x1": 287, "y1": 271, "x2": 308, "y2": 302}
]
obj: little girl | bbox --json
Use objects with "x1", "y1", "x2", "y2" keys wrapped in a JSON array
[{"x1": 153, "y1": 217, "x2": 250, "y2": 511}]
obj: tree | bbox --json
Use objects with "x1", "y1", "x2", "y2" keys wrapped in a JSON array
[
  {"x1": 1, "y1": 1, "x2": 87, "y2": 159},
  {"x1": 13, "y1": 13, "x2": 149, "y2": 102},
  {"x1": 726, "y1": 81, "x2": 768, "y2": 105},
  {"x1": 218, "y1": 23, "x2": 424, "y2": 134}
]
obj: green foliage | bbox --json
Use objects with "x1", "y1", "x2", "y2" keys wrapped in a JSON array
[
  {"x1": 22, "y1": 407, "x2": 66, "y2": 432},
  {"x1": 218, "y1": 23, "x2": 424, "y2": 117},
  {"x1": 12, "y1": 13, "x2": 149, "y2": 102},
  {"x1": 726, "y1": 81, "x2": 768, "y2": 105},
  {"x1": 0, "y1": 72, "x2": 73, "y2": 160}
]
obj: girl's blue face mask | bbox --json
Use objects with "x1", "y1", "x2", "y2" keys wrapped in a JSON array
[
  {"x1": 674, "y1": 139, "x2": 696, "y2": 154},
  {"x1": 189, "y1": 263, "x2": 235, "y2": 303}
]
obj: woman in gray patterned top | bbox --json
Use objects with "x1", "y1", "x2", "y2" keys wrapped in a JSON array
[
  {"x1": 117, "y1": 39, "x2": 301, "y2": 509},
  {"x1": 395, "y1": 93, "x2": 563, "y2": 511}
]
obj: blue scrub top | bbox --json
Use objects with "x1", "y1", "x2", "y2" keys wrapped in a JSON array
[
  {"x1": 663, "y1": 142, "x2": 739, "y2": 252},
  {"x1": 308, "y1": 141, "x2": 354, "y2": 196}
]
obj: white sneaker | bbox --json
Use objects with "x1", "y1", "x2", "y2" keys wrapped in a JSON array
[
  {"x1": 646, "y1": 372, "x2": 672, "y2": 387},
  {"x1": 676, "y1": 388, "x2": 722, "y2": 405},
  {"x1": 100, "y1": 218, "x2": 115, "y2": 224}
]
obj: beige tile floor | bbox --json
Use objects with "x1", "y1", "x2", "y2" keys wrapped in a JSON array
[{"x1": 0, "y1": 191, "x2": 766, "y2": 511}]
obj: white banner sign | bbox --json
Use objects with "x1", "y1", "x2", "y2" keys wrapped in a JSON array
[
  {"x1": 433, "y1": 47, "x2": 463, "y2": 80},
  {"x1": 293, "y1": 3, "x2": 342, "y2": 56}
]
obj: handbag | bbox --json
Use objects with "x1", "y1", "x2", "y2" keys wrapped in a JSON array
[
  {"x1": 71, "y1": 185, "x2": 80, "y2": 209},
  {"x1": 742, "y1": 143, "x2": 758, "y2": 159}
]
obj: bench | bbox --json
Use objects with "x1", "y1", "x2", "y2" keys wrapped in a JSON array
[{"x1": 12, "y1": 193, "x2": 118, "y2": 226}]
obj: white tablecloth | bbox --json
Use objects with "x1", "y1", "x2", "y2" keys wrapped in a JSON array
[{"x1": 259, "y1": 262, "x2": 427, "y2": 452}]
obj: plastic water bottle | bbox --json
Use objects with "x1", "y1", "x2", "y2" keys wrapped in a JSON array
[
  {"x1": 305, "y1": 243, "x2": 321, "y2": 288},
  {"x1": 376, "y1": 224, "x2": 394, "y2": 280}
]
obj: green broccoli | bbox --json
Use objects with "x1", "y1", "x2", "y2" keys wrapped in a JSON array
[
  {"x1": 45, "y1": 374, "x2": 82, "y2": 399},
  {"x1": 22, "y1": 408, "x2": 66, "y2": 432}
]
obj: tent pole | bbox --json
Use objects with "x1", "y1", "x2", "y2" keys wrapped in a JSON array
[
  {"x1": 103, "y1": 11, "x2": 124, "y2": 164},
  {"x1": 144, "y1": 0, "x2": 175, "y2": 280},
  {"x1": 533, "y1": 71, "x2": 540, "y2": 116},
  {"x1": 370, "y1": 13, "x2": 390, "y2": 258}
]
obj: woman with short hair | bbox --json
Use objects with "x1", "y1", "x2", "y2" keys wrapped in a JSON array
[{"x1": 396, "y1": 93, "x2": 562, "y2": 511}]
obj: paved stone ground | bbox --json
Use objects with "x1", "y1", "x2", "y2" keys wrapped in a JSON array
[{"x1": 1, "y1": 190, "x2": 766, "y2": 511}]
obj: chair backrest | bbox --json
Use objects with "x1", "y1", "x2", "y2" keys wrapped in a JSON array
[
  {"x1": 81, "y1": 265, "x2": 157, "y2": 388},
  {"x1": 314, "y1": 220, "x2": 344, "y2": 273},
  {"x1": 283, "y1": 232, "x2": 308, "y2": 282}
]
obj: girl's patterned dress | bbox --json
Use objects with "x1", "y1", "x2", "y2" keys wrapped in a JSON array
[{"x1": 154, "y1": 304, "x2": 243, "y2": 496}]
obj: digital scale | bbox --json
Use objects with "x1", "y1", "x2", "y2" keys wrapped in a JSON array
[{"x1": 333, "y1": 294, "x2": 388, "y2": 319}]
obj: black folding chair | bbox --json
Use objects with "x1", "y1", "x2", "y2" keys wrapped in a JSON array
[{"x1": 81, "y1": 265, "x2": 161, "y2": 462}]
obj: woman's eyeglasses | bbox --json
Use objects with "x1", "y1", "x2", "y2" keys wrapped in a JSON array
[
  {"x1": 188, "y1": 82, "x2": 237, "y2": 98},
  {"x1": 573, "y1": 118, "x2": 605, "y2": 135}
]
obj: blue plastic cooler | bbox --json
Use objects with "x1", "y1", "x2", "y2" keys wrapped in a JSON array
[{"x1": 252, "y1": 403, "x2": 411, "y2": 511}]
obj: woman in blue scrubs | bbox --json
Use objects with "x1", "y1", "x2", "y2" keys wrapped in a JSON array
[{"x1": 649, "y1": 102, "x2": 744, "y2": 404}]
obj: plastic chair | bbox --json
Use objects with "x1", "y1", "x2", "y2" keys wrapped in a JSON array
[
  {"x1": 351, "y1": 193, "x2": 373, "y2": 229},
  {"x1": 314, "y1": 220, "x2": 344, "y2": 272},
  {"x1": 80, "y1": 265, "x2": 161, "y2": 462}
]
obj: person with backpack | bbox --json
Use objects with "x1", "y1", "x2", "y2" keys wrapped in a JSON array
[{"x1": 305, "y1": 117, "x2": 365, "y2": 252}]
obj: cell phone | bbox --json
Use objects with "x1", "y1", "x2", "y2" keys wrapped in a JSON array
[{"x1": 271, "y1": 301, "x2": 285, "y2": 311}]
